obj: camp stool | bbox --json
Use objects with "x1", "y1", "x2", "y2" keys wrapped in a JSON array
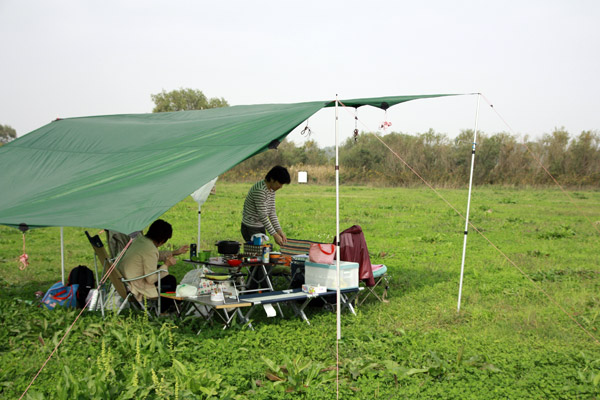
[{"x1": 357, "y1": 264, "x2": 389, "y2": 306}]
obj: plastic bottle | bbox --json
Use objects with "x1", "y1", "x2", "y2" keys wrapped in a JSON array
[{"x1": 262, "y1": 246, "x2": 270, "y2": 263}]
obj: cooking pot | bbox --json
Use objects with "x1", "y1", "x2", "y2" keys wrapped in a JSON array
[{"x1": 215, "y1": 240, "x2": 240, "y2": 254}]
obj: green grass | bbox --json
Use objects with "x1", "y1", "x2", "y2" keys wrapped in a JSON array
[{"x1": 1, "y1": 183, "x2": 600, "y2": 399}]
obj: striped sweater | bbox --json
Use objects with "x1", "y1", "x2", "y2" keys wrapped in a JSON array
[{"x1": 242, "y1": 180, "x2": 281, "y2": 235}]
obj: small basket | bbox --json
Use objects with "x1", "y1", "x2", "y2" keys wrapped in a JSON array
[{"x1": 243, "y1": 243, "x2": 273, "y2": 256}]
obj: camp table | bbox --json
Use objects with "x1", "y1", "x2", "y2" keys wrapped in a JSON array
[
  {"x1": 184, "y1": 257, "x2": 279, "y2": 295},
  {"x1": 161, "y1": 292, "x2": 253, "y2": 330},
  {"x1": 184, "y1": 256, "x2": 286, "y2": 317},
  {"x1": 238, "y1": 287, "x2": 363, "y2": 325}
]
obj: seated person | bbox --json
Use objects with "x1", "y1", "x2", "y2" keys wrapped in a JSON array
[{"x1": 118, "y1": 219, "x2": 188, "y2": 310}]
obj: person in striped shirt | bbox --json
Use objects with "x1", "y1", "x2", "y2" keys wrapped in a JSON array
[{"x1": 241, "y1": 165, "x2": 291, "y2": 246}]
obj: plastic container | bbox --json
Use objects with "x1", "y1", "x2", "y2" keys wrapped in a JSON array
[
  {"x1": 198, "y1": 250, "x2": 212, "y2": 262},
  {"x1": 304, "y1": 261, "x2": 359, "y2": 290}
]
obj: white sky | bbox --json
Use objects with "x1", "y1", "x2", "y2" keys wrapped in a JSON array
[{"x1": 1, "y1": 0, "x2": 599, "y2": 147}]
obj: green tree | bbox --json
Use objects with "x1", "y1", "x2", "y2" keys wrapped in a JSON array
[
  {"x1": 567, "y1": 130, "x2": 600, "y2": 184},
  {"x1": 150, "y1": 88, "x2": 229, "y2": 112},
  {"x1": 300, "y1": 140, "x2": 329, "y2": 165},
  {"x1": 0, "y1": 124, "x2": 17, "y2": 145},
  {"x1": 541, "y1": 127, "x2": 570, "y2": 178}
]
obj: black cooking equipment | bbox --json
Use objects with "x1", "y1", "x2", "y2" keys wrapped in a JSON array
[{"x1": 215, "y1": 240, "x2": 240, "y2": 255}]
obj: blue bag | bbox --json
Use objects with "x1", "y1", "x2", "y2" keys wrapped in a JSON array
[{"x1": 41, "y1": 281, "x2": 79, "y2": 310}]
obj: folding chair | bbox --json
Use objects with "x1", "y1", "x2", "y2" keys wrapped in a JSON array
[
  {"x1": 337, "y1": 225, "x2": 390, "y2": 306},
  {"x1": 85, "y1": 231, "x2": 164, "y2": 316},
  {"x1": 358, "y1": 264, "x2": 389, "y2": 305},
  {"x1": 105, "y1": 229, "x2": 132, "y2": 259}
]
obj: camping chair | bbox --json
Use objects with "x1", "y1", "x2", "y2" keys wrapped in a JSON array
[
  {"x1": 105, "y1": 229, "x2": 132, "y2": 259},
  {"x1": 357, "y1": 264, "x2": 389, "y2": 306},
  {"x1": 337, "y1": 225, "x2": 390, "y2": 306},
  {"x1": 85, "y1": 231, "x2": 164, "y2": 316}
]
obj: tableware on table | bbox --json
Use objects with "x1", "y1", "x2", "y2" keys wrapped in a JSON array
[
  {"x1": 227, "y1": 259, "x2": 242, "y2": 267},
  {"x1": 198, "y1": 250, "x2": 212, "y2": 262},
  {"x1": 210, "y1": 287, "x2": 224, "y2": 302},
  {"x1": 205, "y1": 273, "x2": 231, "y2": 281}
]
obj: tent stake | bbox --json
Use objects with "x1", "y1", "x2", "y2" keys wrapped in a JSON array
[{"x1": 457, "y1": 94, "x2": 481, "y2": 313}]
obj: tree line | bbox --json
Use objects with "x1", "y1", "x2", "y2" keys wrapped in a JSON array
[{"x1": 222, "y1": 128, "x2": 600, "y2": 188}]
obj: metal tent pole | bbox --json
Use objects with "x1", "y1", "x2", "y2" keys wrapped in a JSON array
[
  {"x1": 334, "y1": 95, "x2": 342, "y2": 400},
  {"x1": 457, "y1": 94, "x2": 481, "y2": 313},
  {"x1": 335, "y1": 95, "x2": 341, "y2": 340},
  {"x1": 197, "y1": 206, "x2": 202, "y2": 251},
  {"x1": 60, "y1": 227, "x2": 65, "y2": 285}
]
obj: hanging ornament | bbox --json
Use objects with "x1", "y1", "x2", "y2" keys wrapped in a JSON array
[
  {"x1": 380, "y1": 121, "x2": 392, "y2": 130},
  {"x1": 380, "y1": 110, "x2": 392, "y2": 132}
]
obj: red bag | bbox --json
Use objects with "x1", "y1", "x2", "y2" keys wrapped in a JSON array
[{"x1": 309, "y1": 243, "x2": 335, "y2": 264}]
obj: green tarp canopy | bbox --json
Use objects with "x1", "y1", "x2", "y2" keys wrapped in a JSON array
[{"x1": 0, "y1": 94, "x2": 458, "y2": 234}]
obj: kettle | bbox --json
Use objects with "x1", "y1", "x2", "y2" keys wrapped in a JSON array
[{"x1": 251, "y1": 233, "x2": 269, "y2": 245}]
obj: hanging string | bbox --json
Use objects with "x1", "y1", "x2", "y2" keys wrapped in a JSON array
[
  {"x1": 19, "y1": 233, "x2": 29, "y2": 270},
  {"x1": 18, "y1": 223, "x2": 29, "y2": 270},
  {"x1": 337, "y1": 98, "x2": 600, "y2": 346},
  {"x1": 300, "y1": 120, "x2": 312, "y2": 137},
  {"x1": 353, "y1": 109, "x2": 359, "y2": 142}
]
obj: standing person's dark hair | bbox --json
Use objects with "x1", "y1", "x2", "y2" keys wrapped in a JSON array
[
  {"x1": 265, "y1": 165, "x2": 291, "y2": 185},
  {"x1": 145, "y1": 219, "x2": 173, "y2": 245}
]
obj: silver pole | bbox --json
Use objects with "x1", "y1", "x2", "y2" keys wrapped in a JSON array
[
  {"x1": 60, "y1": 227, "x2": 65, "y2": 285},
  {"x1": 457, "y1": 94, "x2": 481, "y2": 312},
  {"x1": 335, "y1": 96, "x2": 341, "y2": 340},
  {"x1": 197, "y1": 206, "x2": 202, "y2": 251}
]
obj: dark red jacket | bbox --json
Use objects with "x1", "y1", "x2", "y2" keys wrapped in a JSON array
[{"x1": 335, "y1": 225, "x2": 375, "y2": 287}]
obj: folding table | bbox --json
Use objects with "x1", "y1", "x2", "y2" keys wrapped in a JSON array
[
  {"x1": 184, "y1": 257, "x2": 284, "y2": 316},
  {"x1": 239, "y1": 287, "x2": 363, "y2": 325},
  {"x1": 161, "y1": 293, "x2": 252, "y2": 331}
]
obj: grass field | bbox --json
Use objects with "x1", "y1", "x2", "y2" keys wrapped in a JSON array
[{"x1": 1, "y1": 183, "x2": 599, "y2": 399}]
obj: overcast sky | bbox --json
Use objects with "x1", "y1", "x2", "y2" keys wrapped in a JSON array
[{"x1": 1, "y1": 0, "x2": 598, "y2": 147}]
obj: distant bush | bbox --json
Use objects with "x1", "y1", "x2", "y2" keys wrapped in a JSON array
[{"x1": 221, "y1": 128, "x2": 600, "y2": 187}]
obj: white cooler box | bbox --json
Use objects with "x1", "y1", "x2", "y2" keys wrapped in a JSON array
[{"x1": 304, "y1": 261, "x2": 359, "y2": 290}]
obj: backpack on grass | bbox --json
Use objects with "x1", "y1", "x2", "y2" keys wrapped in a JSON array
[{"x1": 68, "y1": 265, "x2": 95, "y2": 308}]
